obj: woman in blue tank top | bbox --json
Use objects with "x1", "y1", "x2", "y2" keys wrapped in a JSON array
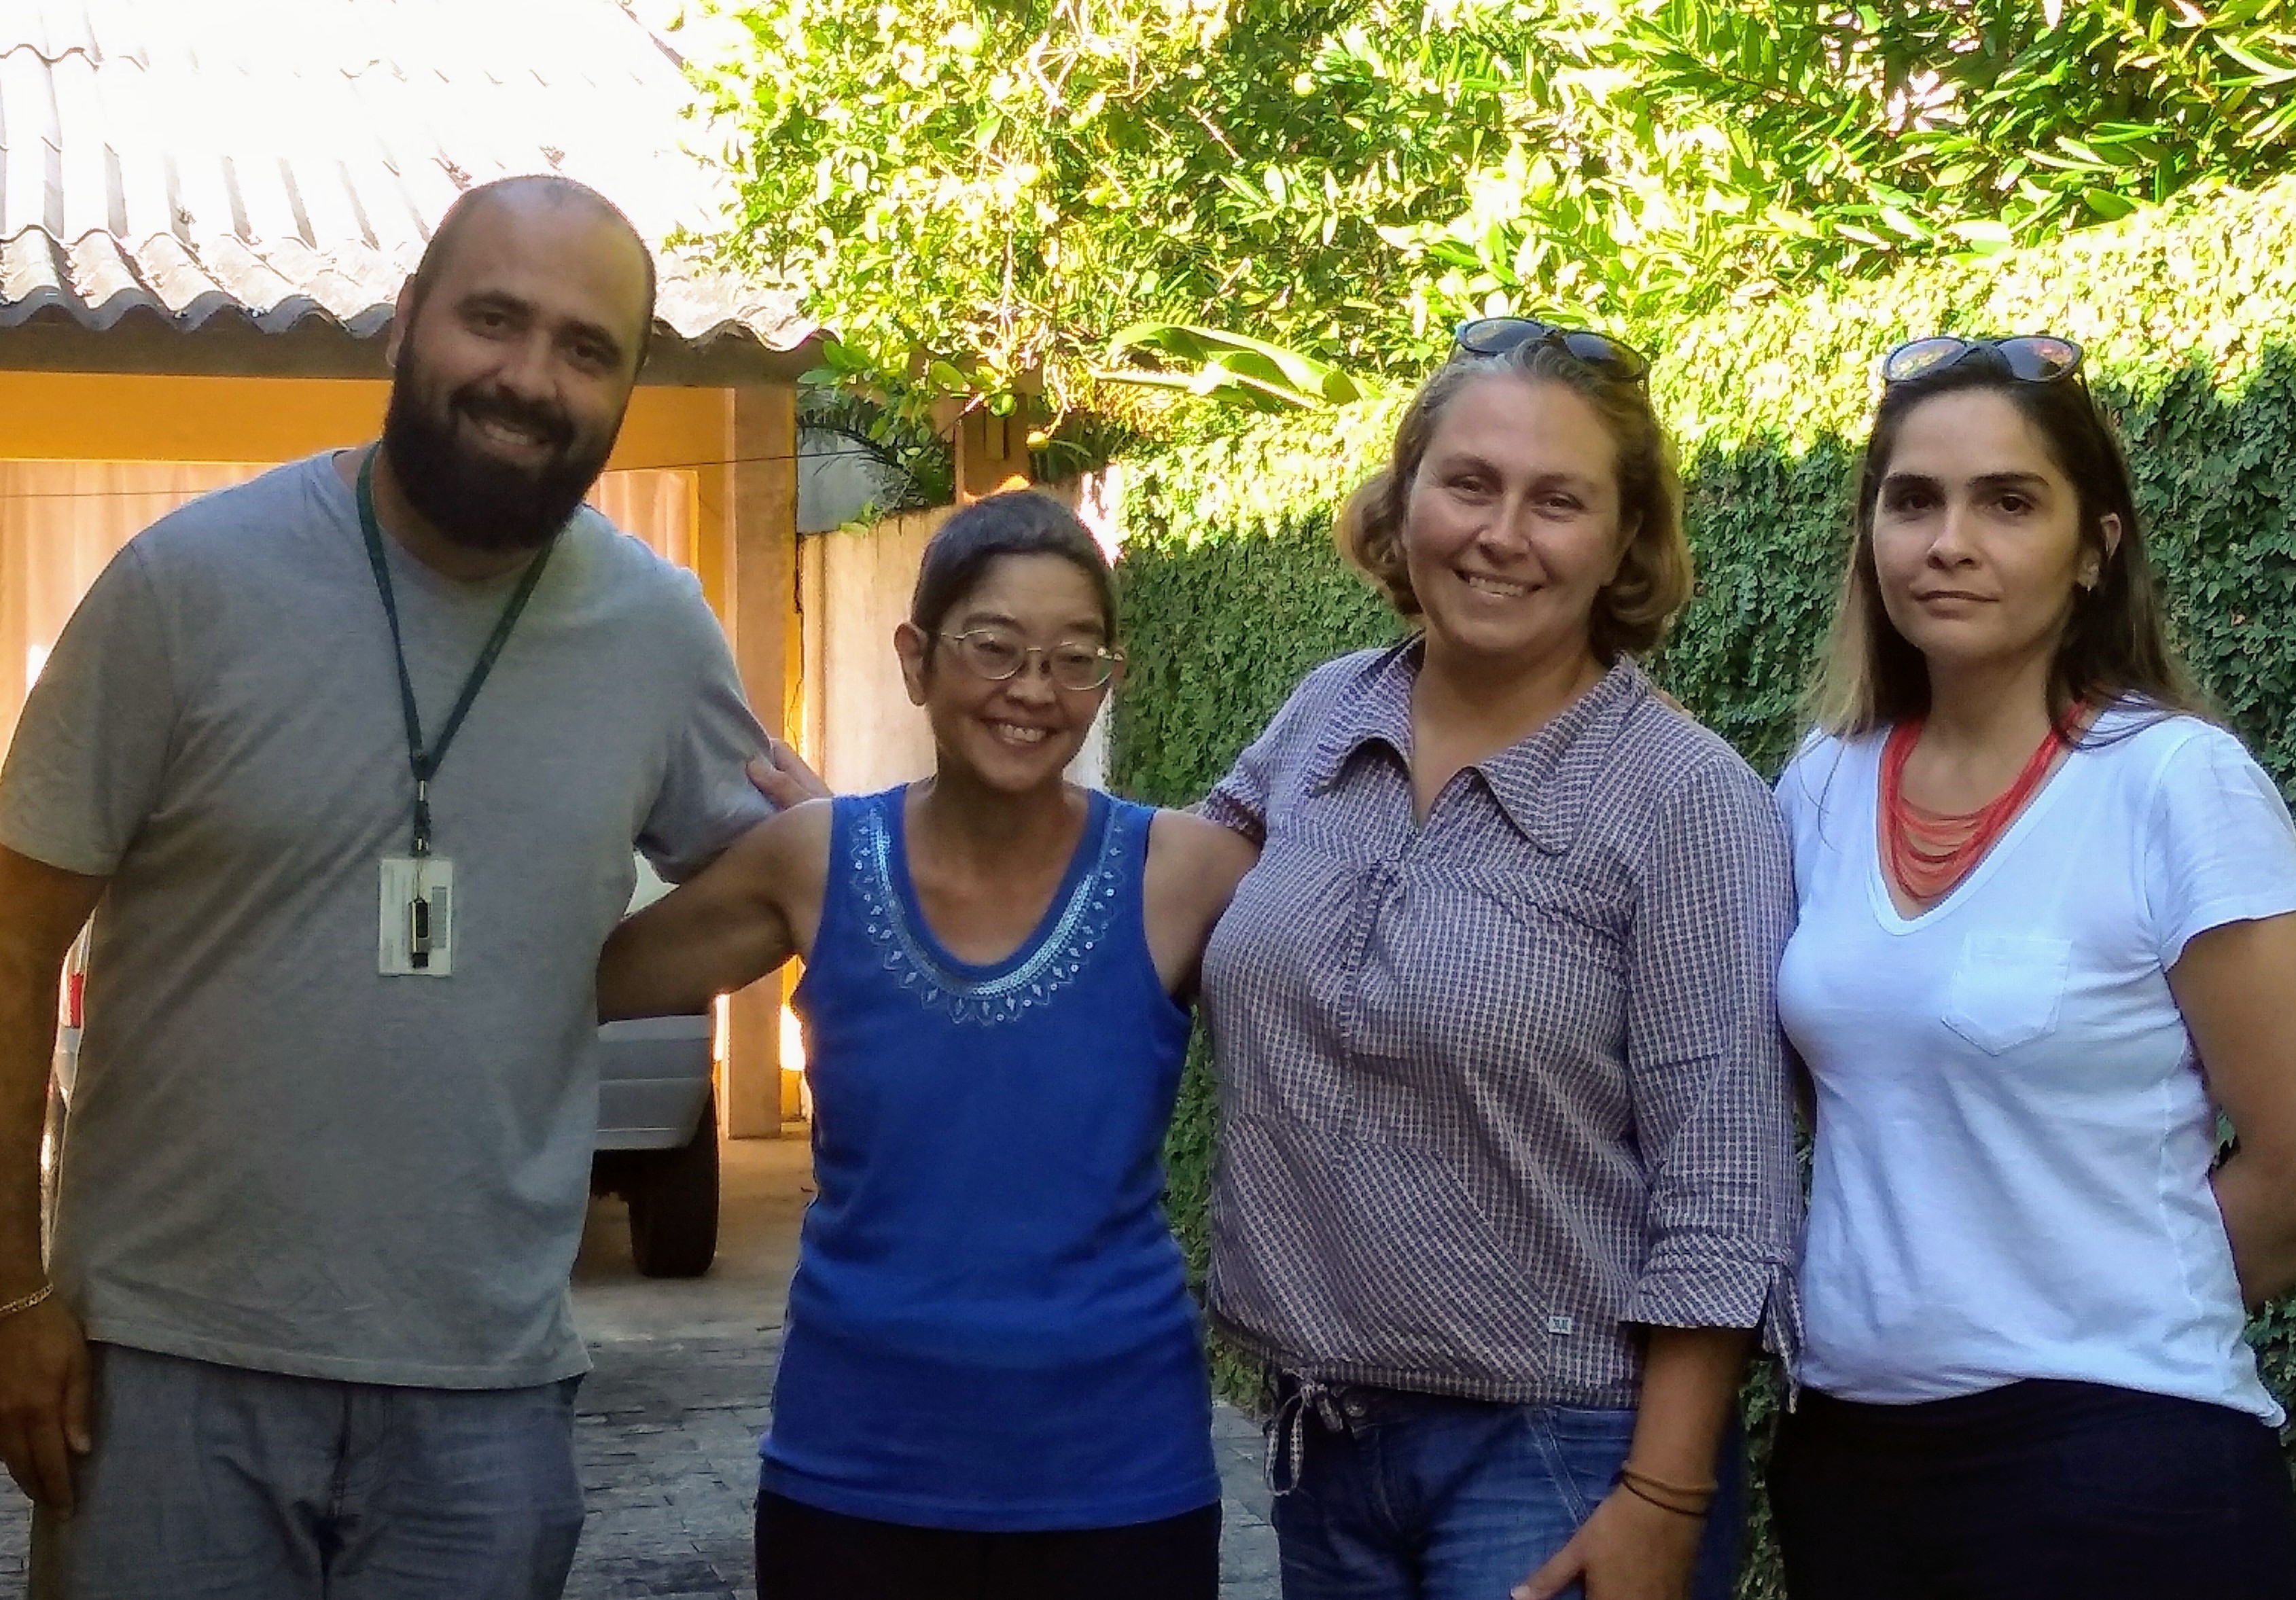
[{"x1": 598, "y1": 492, "x2": 1258, "y2": 1600}]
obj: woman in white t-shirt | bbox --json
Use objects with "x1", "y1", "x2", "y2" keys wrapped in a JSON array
[{"x1": 1769, "y1": 334, "x2": 2296, "y2": 1600}]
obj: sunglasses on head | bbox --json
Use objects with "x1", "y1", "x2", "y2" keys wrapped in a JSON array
[
  {"x1": 1453, "y1": 317, "x2": 1651, "y2": 384},
  {"x1": 1880, "y1": 334, "x2": 2084, "y2": 387}
]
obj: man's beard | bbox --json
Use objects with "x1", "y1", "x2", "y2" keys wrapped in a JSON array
[{"x1": 380, "y1": 354, "x2": 619, "y2": 554}]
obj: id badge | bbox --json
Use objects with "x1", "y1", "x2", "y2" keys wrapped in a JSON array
[{"x1": 378, "y1": 856, "x2": 455, "y2": 977}]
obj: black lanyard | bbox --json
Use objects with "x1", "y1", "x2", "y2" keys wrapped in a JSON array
[{"x1": 355, "y1": 448, "x2": 559, "y2": 857}]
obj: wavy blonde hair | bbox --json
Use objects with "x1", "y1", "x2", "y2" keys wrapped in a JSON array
[{"x1": 1335, "y1": 341, "x2": 1692, "y2": 660}]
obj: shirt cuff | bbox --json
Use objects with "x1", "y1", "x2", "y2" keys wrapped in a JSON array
[
  {"x1": 2162, "y1": 891, "x2": 2296, "y2": 970},
  {"x1": 0, "y1": 815, "x2": 120, "y2": 881},
  {"x1": 1625, "y1": 1254, "x2": 1803, "y2": 1373}
]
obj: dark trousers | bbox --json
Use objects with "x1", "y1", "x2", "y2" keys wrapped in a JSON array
[
  {"x1": 1771, "y1": 1379, "x2": 2296, "y2": 1600},
  {"x1": 754, "y1": 1489, "x2": 1220, "y2": 1600}
]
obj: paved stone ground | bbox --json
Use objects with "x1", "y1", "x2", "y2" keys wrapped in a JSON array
[{"x1": 0, "y1": 1138, "x2": 1278, "y2": 1598}]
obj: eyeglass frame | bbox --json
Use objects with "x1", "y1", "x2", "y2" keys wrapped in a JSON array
[
  {"x1": 1879, "y1": 334, "x2": 2085, "y2": 388},
  {"x1": 935, "y1": 627, "x2": 1125, "y2": 692},
  {"x1": 1451, "y1": 317, "x2": 1653, "y2": 385}
]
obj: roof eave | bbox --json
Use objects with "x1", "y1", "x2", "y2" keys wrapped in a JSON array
[{"x1": 0, "y1": 306, "x2": 827, "y2": 387}]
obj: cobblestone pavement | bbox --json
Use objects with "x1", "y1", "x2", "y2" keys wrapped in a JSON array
[{"x1": 0, "y1": 1137, "x2": 1278, "y2": 1599}]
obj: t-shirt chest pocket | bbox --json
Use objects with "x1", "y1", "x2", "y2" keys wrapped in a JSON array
[{"x1": 1941, "y1": 934, "x2": 2073, "y2": 1054}]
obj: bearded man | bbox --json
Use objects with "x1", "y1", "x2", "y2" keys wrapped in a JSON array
[{"x1": 0, "y1": 175, "x2": 773, "y2": 1598}]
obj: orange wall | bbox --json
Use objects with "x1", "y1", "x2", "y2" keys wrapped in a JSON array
[
  {"x1": 0, "y1": 370, "x2": 729, "y2": 467},
  {"x1": 0, "y1": 372, "x2": 733, "y2": 611}
]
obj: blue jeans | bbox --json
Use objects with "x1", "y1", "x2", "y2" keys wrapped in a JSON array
[
  {"x1": 1268, "y1": 1381, "x2": 1740, "y2": 1600},
  {"x1": 31, "y1": 1343, "x2": 586, "y2": 1600}
]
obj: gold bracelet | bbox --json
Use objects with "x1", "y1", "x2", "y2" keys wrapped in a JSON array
[{"x1": 0, "y1": 1284, "x2": 53, "y2": 1323}]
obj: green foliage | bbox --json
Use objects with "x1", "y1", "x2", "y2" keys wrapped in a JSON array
[
  {"x1": 690, "y1": 0, "x2": 1521, "y2": 427},
  {"x1": 1393, "y1": 0, "x2": 2296, "y2": 334},
  {"x1": 1103, "y1": 323, "x2": 1383, "y2": 411},
  {"x1": 1118, "y1": 175, "x2": 2296, "y2": 1596},
  {"x1": 796, "y1": 382, "x2": 955, "y2": 511},
  {"x1": 690, "y1": 0, "x2": 2296, "y2": 429},
  {"x1": 1163, "y1": 1035, "x2": 1273, "y2": 1404},
  {"x1": 1112, "y1": 406, "x2": 1408, "y2": 801}
]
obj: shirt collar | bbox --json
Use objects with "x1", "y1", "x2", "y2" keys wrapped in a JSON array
[
  {"x1": 1299, "y1": 637, "x2": 1418, "y2": 794},
  {"x1": 1304, "y1": 639, "x2": 1654, "y2": 856}
]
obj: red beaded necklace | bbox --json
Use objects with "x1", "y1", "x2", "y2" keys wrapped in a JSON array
[{"x1": 1880, "y1": 710, "x2": 2081, "y2": 904}]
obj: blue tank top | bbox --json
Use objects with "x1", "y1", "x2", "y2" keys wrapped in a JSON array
[{"x1": 760, "y1": 786, "x2": 1216, "y2": 1531}]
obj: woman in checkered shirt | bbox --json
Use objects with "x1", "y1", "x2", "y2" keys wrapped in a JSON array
[{"x1": 1195, "y1": 321, "x2": 1801, "y2": 1600}]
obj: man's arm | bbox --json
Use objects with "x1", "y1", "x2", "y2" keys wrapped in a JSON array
[{"x1": 0, "y1": 847, "x2": 105, "y2": 1512}]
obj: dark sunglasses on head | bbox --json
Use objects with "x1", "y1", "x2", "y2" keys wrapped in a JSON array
[
  {"x1": 1453, "y1": 317, "x2": 1651, "y2": 384},
  {"x1": 1881, "y1": 334, "x2": 2084, "y2": 387}
]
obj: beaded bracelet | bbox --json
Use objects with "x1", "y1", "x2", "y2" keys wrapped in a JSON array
[{"x1": 0, "y1": 1284, "x2": 53, "y2": 1323}]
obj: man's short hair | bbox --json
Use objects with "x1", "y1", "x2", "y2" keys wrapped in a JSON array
[{"x1": 402, "y1": 175, "x2": 659, "y2": 374}]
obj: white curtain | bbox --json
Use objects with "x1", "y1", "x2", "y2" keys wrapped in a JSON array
[
  {"x1": 0, "y1": 462, "x2": 266, "y2": 760},
  {"x1": 0, "y1": 461, "x2": 703, "y2": 761},
  {"x1": 589, "y1": 469, "x2": 697, "y2": 570}
]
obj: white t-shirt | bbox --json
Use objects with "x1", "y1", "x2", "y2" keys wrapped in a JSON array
[{"x1": 1776, "y1": 709, "x2": 2296, "y2": 1423}]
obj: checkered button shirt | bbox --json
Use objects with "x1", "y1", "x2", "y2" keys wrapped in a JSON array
[{"x1": 1197, "y1": 642, "x2": 1802, "y2": 1405}]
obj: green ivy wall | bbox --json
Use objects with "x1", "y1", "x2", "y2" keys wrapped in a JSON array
[{"x1": 1111, "y1": 175, "x2": 2296, "y2": 1597}]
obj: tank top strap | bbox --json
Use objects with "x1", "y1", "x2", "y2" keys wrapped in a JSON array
[
  {"x1": 806, "y1": 789, "x2": 881, "y2": 970},
  {"x1": 1100, "y1": 795, "x2": 1157, "y2": 921},
  {"x1": 809, "y1": 786, "x2": 1159, "y2": 1029}
]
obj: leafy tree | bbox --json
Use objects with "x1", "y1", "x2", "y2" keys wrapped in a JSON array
[
  {"x1": 683, "y1": 0, "x2": 2296, "y2": 425},
  {"x1": 687, "y1": 0, "x2": 1523, "y2": 427},
  {"x1": 1393, "y1": 1, "x2": 2296, "y2": 335}
]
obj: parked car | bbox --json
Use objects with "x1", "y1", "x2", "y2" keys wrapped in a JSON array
[
  {"x1": 589, "y1": 858, "x2": 721, "y2": 1278},
  {"x1": 48, "y1": 859, "x2": 722, "y2": 1278}
]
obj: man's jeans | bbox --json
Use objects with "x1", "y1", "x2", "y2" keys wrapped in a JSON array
[
  {"x1": 1267, "y1": 1382, "x2": 1740, "y2": 1600},
  {"x1": 31, "y1": 1343, "x2": 585, "y2": 1600}
]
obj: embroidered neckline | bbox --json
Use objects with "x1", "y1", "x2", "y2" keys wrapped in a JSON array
[{"x1": 849, "y1": 794, "x2": 1127, "y2": 1026}]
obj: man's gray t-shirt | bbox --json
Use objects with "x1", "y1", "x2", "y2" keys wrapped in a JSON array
[{"x1": 0, "y1": 452, "x2": 771, "y2": 1388}]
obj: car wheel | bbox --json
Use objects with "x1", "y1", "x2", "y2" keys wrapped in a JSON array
[{"x1": 627, "y1": 1089, "x2": 720, "y2": 1278}]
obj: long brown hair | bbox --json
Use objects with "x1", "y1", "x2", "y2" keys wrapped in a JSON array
[
  {"x1": 1335, "y1": 341, "x2": 1692, "y2": 662},
  {"x1": 1805, "y1": 358, "x2": 2208, "y2": 736}
]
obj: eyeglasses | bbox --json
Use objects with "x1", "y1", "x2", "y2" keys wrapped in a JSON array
[
  {"x1": 938, "y1": 627, "x2": 1123, "y2": 692},
  {"x1": 1453, "y1": 317, "x2": 1651, "y2": 384},
  {"x1": 1880, "y1": 334, "x2": 2084, "y2": 387}
]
